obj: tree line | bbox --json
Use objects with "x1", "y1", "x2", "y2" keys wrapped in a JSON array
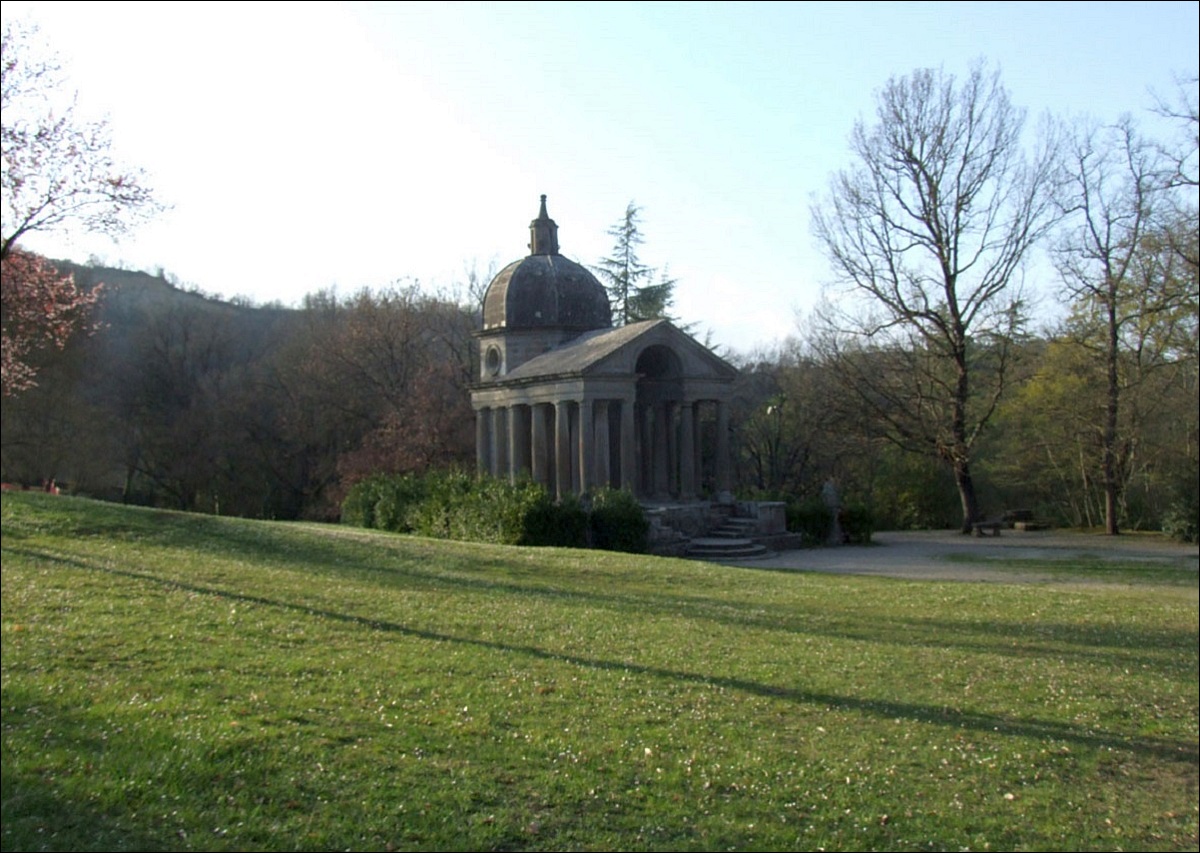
[
  {"x1": 2, "y1": 19, "x2": 1195, "y2": 535},
  {"x1": 3, "y1": 233, "x2": 1193, "y2": 537},
  {"x1": 804, "y1": 62, "x2": 1196, "y2": 536},
  {"x1": 0, "y1": 268, "x2": 479, "y2": 518}
]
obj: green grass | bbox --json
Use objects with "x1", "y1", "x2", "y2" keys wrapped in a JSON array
[
  {"x1": 940, "y1": 552, "x2": 1199, "y2": 585},
  {"x1": 2, "y1": 492, "x2": 1197, "y2": 852}
]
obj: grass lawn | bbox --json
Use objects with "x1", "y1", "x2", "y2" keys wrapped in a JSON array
[{"x1": 2, "y1": 492, "x2": 1196, "y2": 851}]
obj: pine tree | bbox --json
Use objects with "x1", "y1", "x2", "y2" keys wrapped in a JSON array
[{"x1": 593, "y1": 202, "x2": 676, "y2": 325}]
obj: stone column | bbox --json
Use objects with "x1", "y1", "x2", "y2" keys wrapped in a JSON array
[
  {"x1": 666, "y1": 402, "x2": 680, "y2": 498},
  {"x1": 487, "y1": 407, "x2": 502, "y2": 478},
  {"x1": 531, "y1": 403, "x2": 550, "y2": 489},
  {"x1": 678, "y1": 401, "x2": 696, "y2": 500},
  {"x1": 594, "y1": 400, "x2": 612, "y2": 488},
  {"x1": 653, "y1": 402, "x2": 670, "y2": 499},
  {"x1": 641, "y1": 405, "x2": 654, "y2": 497},
  {"x1": 509, "y1": 405, "x2": 531, "y2": 482},
  {"x1": 475, "y1": 407, "x2": 490, "y2": 476},
  {"x1": 569, "y1": 404, "x2": 581, "y2": 495},
  {"x1": 555, "y1": 400, "x2": 572, "y2": 500},
  {"x1": 716, "y1": 400, "x2": 731, "y2": 497},
  {"x1": 578, "y1": 399, "x2": 594, "y2": 495},
  {"x1": 495, "y1": 406, "x2": 511, "y2": 479},
  {"x1": 620, "y1": 398, "x2": 637, "y2": 494}
]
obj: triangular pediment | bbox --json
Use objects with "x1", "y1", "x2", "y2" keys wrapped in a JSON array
[{"x1": 500, "y1": 319, "x2": 737, "y2": 384}]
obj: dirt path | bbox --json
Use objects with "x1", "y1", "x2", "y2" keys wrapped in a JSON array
[{"x1": 741, "y1": 529, "x2": 1200, "y2": 583}]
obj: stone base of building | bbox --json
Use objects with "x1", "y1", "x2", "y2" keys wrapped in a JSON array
[{"x1": 645, "y1": 499, "x2": 802, "y2": 559}]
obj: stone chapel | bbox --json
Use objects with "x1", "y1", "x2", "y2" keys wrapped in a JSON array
[{"x1": 471, "y1": 196, "x2": 737, "y2": 503}]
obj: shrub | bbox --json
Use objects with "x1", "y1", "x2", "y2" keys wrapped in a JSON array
[
  {"x1": 340, "y1": 475, "x2": 384, "y2": 528},
  {"x1": 787, "y1": 498, "x2": 833, "y2": 545},
  {"x1": 340, "y1": 474, "x2": 426, "y2": 530},
  {"x1": 408, "y1": 469, "x2": 544, "y2": 545},
  {"x1": 589, "y1": 488, "x2": 649, "y2": 553},
  {"x1": 374, "y1": 473, "x2": 428, "y2": 533},
  {"x1": 410, "y1": 468, "x2": 475, "y2": 540},
  {"x1": 839, "y1": 502, "x2": 875, "y2": 544},
  {"x1": 1161, "y1": 494, "x2": 1198, "y2": 543},
  {"x1": 341, "y1": 471, "x2": 596, "y2": 550},
  {"x1": 522, "y1": 492, "x2": 589, "y2": 548},
  {"x1": 459, "y1": 476, "x2": 548, "y2": 545}
]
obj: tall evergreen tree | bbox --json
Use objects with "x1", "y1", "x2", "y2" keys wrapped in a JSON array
[{"x1": 593, "y1": 202, "x2": 676, "y2": 325}]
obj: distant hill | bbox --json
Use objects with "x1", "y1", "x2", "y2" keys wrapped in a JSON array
[
  {"x1": 51, "y1": 258, "x2": 296, "y2": 322},
  {"x1": 45, "y1": 259, "x2": 302, "y2": 360}
]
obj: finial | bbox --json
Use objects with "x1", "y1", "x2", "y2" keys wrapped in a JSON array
[{"x1": 529, "y1": 194, "x2": 559, "y2": 255}]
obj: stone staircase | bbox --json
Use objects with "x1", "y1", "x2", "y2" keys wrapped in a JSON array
[
  {"x1": 685, "y1": 515, "x2": 771, "y2": 561},
  {"x1": 646, "y1": 500, "x2": 790, "y2": 561}
]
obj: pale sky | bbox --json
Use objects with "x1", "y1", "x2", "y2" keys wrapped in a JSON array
[{"x1": 5, "y1": 1, "x2": 1198, "y2": 354}]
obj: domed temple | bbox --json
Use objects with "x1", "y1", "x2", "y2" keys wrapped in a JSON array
[{"x1": 471, "y1": 196, "x2": 737, "y2": 502}]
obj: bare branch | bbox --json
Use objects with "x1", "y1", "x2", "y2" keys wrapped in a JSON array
[
  {"x1": 1, "y1": 20, "x2": 165, "y2": 258},
  {"x1": 811, "y1": 61, "x2": 1058, "y2": 530}
]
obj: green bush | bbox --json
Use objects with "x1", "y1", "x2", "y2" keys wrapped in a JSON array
[
  {"x1": 1161, "y1": 495, "x2": 1198, "y2": 543},
  {"x1": 340, "y1": 475, "x2": 385, "y2": 528},
  {"x1": 409, "y1": 470, "x2": 542, "y2": 545},
  {"x1": 341, "y1": 471, "x2": 602, "y2": 550},
  {"x1": 341, "y1": 473, "x2": 426, "y2": 530},
  {"x1": 411, "y1": 468, "x2": 476, "y2": 540},
  {"x1": 522, "y1": 492, "x2": 589, "y2": 548},
  {"x1": 839, "y1": 502, "x2": 875, "y2": 544},
  {"x1": 375, "y1": 473, "x2": 428, "y2": 533},
  {"x1": 787, "y1": 498, "x2": 833, "y2": 545},
  {"x1": 1159, "y1": 469, "x2": 1199, "y2": 543},
  {"x1": 589, "y1": 488, "x2": 649, "y2": 553}
]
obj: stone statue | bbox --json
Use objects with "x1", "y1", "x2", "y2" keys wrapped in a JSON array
[{"x1": 821, "y1": 478, "x2": 843, "y2": 545}]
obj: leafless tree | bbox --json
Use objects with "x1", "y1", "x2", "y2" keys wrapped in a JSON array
[
  {"x1": 1150, "y1": 74, "x2": 1199, "y2": 192},
  {"x1": 1, "y1": 20, "x2": 163, "y2": 258},
  {"x1": 811, "y1": 61, "x2": 1060, "y2": 532},
  {"x1": 1054, "y1": 116, "x2": 1193, "y2": 534}
]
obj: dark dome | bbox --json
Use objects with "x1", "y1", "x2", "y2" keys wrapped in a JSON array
[
  {"x1": 483, "y1": 254, "x2": 612, "y2": 332},
  {"x1": 481, "y1": 196, "x2": 612, "y2": 333}
]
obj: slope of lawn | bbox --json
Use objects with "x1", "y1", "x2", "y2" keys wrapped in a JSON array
[{"x1": 2, "y1": 492, "x2": 1196, "y2": 851}]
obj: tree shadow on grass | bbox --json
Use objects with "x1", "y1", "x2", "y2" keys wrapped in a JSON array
[
  {"x1": 9, "y1": 536, "x2": 1197, "y2": 691},
  {"x1": 12, "y1": 547, "x2": 1199, "y2": 770}
]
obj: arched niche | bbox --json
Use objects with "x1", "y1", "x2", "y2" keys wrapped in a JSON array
[{"x1": 635, "y1": 344, "x2": 683, "y2": 404}]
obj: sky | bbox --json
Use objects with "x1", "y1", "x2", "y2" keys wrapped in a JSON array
[{"x1": 4, "y1": 1, "x2": 1198, "y2": 355}]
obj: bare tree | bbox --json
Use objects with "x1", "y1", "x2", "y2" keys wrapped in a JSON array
[
  {"x1": 731, "y1": 340, "x2": 846, "y2": 498},
  {"x1": 2, "y1": 21, "x2": 162, "y2": 394},
  {"x1": 1150, "y1": 74, "x2": 1199, "y2": 192},
  {"x1": 1149, "y1": 75, "x2": 1199, "y2": 285},
  {"x1": 1, "y1": 21, "x2": 163, "y2": 258},
  {"x1": 811, "y1": 62, "x2": 1060, "y2": 532},
  {"x1": 1053, "y1": 116, "x2": 1193, "y2": 534}
]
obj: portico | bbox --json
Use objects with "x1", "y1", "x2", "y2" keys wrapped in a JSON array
[{"x1": 470, "y1": 197, "x2": 736, "y2": 502}]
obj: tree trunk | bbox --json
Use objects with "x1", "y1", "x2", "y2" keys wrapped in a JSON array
[
  {"x1": 952, "y1": 338, "x2": 980, "y2": 533},
  {"x1": 1103, "y1": 298, "x2": 1121, "y2": 535},
  {"x1": 954, "y1": 457, "x2": 981, "y2": 534}
]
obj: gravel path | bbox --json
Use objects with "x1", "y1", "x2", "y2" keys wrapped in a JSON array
[{"x1": 737, "y1": 529, "x2": 1200, "y2": 583}]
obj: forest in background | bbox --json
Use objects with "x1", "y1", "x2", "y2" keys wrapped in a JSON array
[
  {"x1": 2, "y1": 250, "x2": 1194, "y2": 536},
  {"x1": 4, "y1": 19, "x2": 1195, "y2": 536}
]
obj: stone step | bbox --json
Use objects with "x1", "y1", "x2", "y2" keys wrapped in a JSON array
[
  {"x1": 710, "y1": 518, "x2": 759, "y2": 538},
  {"x1": 687, "y1": 537, "x2": 771, "y2": 561}
]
